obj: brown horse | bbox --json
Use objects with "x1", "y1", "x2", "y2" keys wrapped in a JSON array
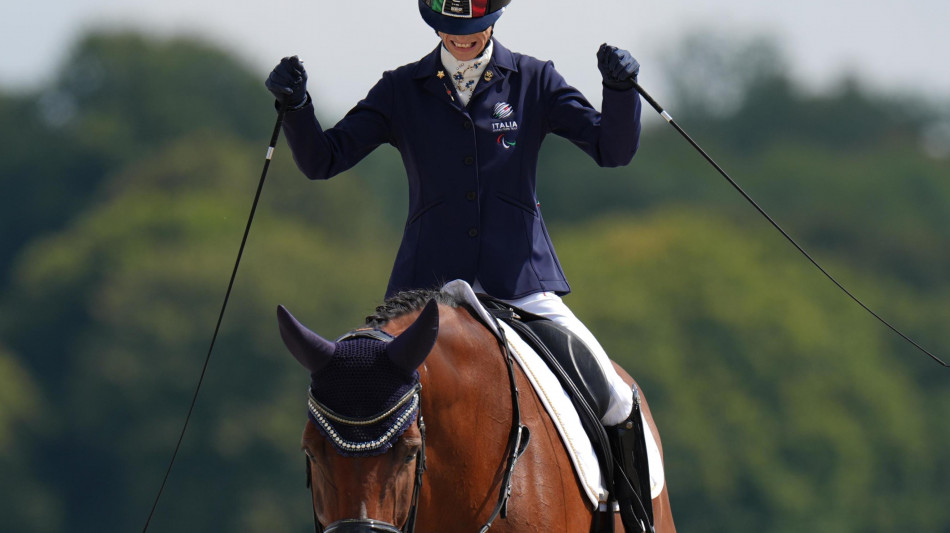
[{"x1": 277, "y1": 288, "x2": 676, "y2": 533}]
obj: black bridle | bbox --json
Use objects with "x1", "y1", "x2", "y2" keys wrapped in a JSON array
[
  {"x1": 304, "y1": 396, "x2": 426, "y2": 533},
  {"x1": 304, "y1": 317, "x2": 529, "y2": 533}
]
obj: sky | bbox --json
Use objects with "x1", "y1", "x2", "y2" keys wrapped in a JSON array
[{"x1": 2, "y1": 0, "x2": 950, "y2": 117}]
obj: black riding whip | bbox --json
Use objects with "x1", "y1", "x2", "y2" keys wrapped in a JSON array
[
  {"x1": 141, "y1": 105, "x2": 288, "y2": 533},
  {"x1": 630, "y1": 79, "x2": 948, "y2": 368}
]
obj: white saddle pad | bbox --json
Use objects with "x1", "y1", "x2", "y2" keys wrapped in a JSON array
[{"x1": 441, "y1": 280, "x2": 665, "y2": 507}]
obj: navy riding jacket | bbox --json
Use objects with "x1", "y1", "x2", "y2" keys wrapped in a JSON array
[{"x1": 281, "y1": 39, "x2": 642, "y2": 299}]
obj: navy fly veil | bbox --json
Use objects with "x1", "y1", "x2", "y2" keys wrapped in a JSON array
[
  {"x1": 278, "y1": 294, "x2": 446, "y2": 458},
  {"x1": 307, "y1": 331, "x2": 421, "y2": 457}
]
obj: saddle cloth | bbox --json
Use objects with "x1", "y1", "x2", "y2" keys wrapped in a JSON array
[{"x1": 441, "y1": 280, "x2": 665, "y2": 508}]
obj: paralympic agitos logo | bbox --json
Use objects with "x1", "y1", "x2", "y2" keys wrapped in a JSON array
[{"x1": 496, "y1": 134, "x2": 516, "y2": 149}]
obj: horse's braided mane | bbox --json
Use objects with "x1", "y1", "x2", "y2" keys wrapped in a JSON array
[{"x1": 364, "y1": 288, "x2": 461, "y2": 328}]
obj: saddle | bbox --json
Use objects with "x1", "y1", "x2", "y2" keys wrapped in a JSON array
[{"x1": 477, "y1": 294, "x2": 654, "y2": 533}]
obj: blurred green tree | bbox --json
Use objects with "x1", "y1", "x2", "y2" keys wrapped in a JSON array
[
  {"x1": 536, "y1": 31, "x2": 950, "y2": 288},
  {"x1": 48, "y1": 31, "x2": 273, "y2": 161},
  {"x1": 0, "y1": 31, "x2": 276, "y2": 284},
  {"x1": 558, "y1": 209, "x2": 948, "y2": 532},
  {"x1": 2, "y1": 131, "x2": 394, "y2": 532},
  {"x1": 0, "y1": 347, "x2": 59, "y2": 532}
]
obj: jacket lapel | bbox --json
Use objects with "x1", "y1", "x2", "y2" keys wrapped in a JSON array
[
  {"x1": 472, "y1": 39, "x2": 517, "y2": 102},
  {"x1": 414, "y1": 45, "x2": 463, "y2": 111}
]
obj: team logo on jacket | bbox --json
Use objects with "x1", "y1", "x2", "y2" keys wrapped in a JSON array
[
  {"x1": 492, "y1": 102, "x2": 514, "y2": 119},
  {"x1": 491, "y1": 102, "x2": 518, "y2": 132}
]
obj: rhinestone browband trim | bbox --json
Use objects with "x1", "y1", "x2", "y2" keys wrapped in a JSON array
[
  {"x1": 308, "y1": 391, "x2": 420, "y2": 453},
  {"x1": 308, "y1": 384, "x2": 421, "y2": 427}
]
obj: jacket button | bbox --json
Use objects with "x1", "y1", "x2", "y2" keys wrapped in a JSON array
[
  {"x1": 464, "y1": 156, "x2": 474, "y2": 165},
  {"x1": 468, "y1": 227, "x2": 479, "y2": 238},
  {"x1": 463, "y1": 120, "x2": 472, "y2": 129},
  {"x1": 466, "y1": 191, "x2": 476, "y2": 201}
]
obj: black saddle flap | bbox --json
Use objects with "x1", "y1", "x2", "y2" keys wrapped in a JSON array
[
  {"x1": 521, "y1": 319, "x2": 611, "y2": 421},
  {"x1": 476, "y1": 294, "x2": 616, "y2": 505},
  {"x1": 475, "y1": 294, "x2": 612, "y2": 422}
]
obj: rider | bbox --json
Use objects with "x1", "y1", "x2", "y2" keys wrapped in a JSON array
[{"x1": 266, "y1": 0, "x2": 646, "y2": 520}]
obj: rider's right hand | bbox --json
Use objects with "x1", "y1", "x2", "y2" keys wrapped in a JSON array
[{"x1": 266, "y1": 55, "x2": 308, "y2": 108}]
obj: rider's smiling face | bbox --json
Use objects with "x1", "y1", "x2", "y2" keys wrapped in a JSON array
[{"x1": 438, "y1": 27, "x2": 493, "y2": 61}]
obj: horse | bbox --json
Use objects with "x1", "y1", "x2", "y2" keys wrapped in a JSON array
[{"x1": 277, "y1": 286, "x2": 676, "y2": 533}]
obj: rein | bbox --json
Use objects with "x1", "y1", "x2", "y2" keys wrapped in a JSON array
[
  {"x1": 477, "y1": 311, "x2": 531, "y2": 533},
  {"x1": 304, "y1": 311, "x2": 529, "y2": 533}
]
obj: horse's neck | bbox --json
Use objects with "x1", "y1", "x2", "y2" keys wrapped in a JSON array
[
  {"x1": 421, "y1": 306, "x2": 513, "y2": 442},
  {"x1": 416, "y1": 307, "x2": 592, "y2": 532},
  {"x1": 415, "y1": 308, "x2": 513, "y2": 523}
]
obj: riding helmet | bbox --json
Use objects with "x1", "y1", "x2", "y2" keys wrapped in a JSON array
[{"x1": 418, "y1": 0, "x2": 512, "y2": 35}]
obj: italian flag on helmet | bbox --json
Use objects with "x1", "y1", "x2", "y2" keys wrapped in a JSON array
[{"x1": 418, "y1": 0, "x2": 512, "y2": 35}]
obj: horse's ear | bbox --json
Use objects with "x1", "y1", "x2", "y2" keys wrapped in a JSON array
[
  {"x1": 277, "y1": 305, "x2": 336, "y2": 374},
  {"x1": 386, "y1": 299, "x2": 440, "y2": 374}
]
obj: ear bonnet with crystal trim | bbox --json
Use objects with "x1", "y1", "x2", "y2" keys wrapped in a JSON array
[
  {"x1": 277, "y1": 300, "x2": 440, "y2": 456},
  {"x1": 418, "y1": 0, "x2": 511, "y2": 35}
]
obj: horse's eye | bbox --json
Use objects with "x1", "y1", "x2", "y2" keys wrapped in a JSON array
[{"x1": 403, "y1": 444, "x2": 421, "y2": 464}]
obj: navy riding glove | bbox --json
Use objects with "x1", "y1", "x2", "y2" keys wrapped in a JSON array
[
  {"x1": 266, "y1": 55, "x2": 309, "y2": 108},
  {"x1": 597, "y1": 44, "x2": 640, "y2": 91}
]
